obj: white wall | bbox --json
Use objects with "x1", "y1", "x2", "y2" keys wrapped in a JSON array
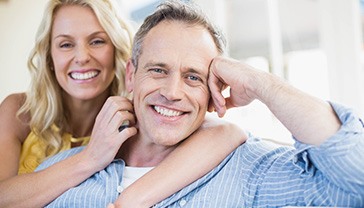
[
  {"x1": 0, "y1": 0, "x2": 45, "y2": 102},
  {"x1": 319, "y1": 0, "x2": 364, "y2": 118}
]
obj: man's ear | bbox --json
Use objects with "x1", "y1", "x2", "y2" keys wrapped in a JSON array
[{"x1": 125, "y1": 59, "x2": 136, "y2": 93}]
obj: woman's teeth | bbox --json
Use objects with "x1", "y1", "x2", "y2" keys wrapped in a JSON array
[{"x1": 70, "y1": 71, "x2": 99, "y2": 80}]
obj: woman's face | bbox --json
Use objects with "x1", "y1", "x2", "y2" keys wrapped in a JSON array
[{"x1": 51, "y1": 5, "x2": 115, "y2": 101}]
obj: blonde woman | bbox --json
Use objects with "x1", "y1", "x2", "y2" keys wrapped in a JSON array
[{"x1": 0, "y1": 0, "x2": 245, "y2": 207}]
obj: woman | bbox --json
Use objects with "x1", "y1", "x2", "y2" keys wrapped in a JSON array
[{"x1": 0, "y1": 0, "x2": 245, "y2": 207}]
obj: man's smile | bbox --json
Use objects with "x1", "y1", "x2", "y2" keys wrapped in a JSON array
[{"x1": 153, "y1": 105, "x2": 184, "y2": 117}]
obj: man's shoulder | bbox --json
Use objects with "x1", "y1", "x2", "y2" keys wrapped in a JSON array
[
  {"x1": 232, "y1": 136, "x2": 294, "y2": 162},
  {"x1": 240, "y1": 136, "x2": 289, "y2": 150},
  {"x1": 35, "y1": 146, "x2": 85, "y2": 171}
]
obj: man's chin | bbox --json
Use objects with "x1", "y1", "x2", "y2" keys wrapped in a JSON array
[{"x1": 151, "y1": 131, "x2": 190, "y2": 146}]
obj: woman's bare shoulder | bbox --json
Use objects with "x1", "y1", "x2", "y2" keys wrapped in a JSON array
[
  {"x1": 1, "y1": 93, "x2": 26, "y2": 105},
  {"x1": 0, "y1": 93, "x2": 31, "y2": 142},
  {"x1": 0, "y1": 93, "x2": 28, "y2": 116}
]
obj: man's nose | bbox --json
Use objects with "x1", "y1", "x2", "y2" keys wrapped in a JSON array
[
  {"x1": 160, "y1": 76, "x2": 184, "y2": 101},
  {"x1": 74, "y1": 45, "x2": 91, "y2": 65}
]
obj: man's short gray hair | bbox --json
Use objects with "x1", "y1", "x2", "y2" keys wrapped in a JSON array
[{"x1": 131, "y1": 0, "x2": 227, "y2": 69}]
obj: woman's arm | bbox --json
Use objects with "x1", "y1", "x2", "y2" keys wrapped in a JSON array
[
  {"x1": 114, "y1": 114, "x2": 247, "y2": 207},
  {"x1": 0, "y1": 94, "x2": 98, "y2": 208},
  {"x1": 0, "y1": 152, "x2": 104, "y2": 208},
  {"x1": 0, "y1": 95, "x2": 136, "y2": 208}
]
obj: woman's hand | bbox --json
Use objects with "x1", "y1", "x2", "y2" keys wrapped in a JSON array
[{"x1": 81, "y1": 96, "x2": 137, "y2": 172}]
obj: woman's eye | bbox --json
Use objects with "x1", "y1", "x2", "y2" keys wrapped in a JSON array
[
  {"x1": 60, "y1": 43, "x2": 73, "y2": 48},
  {"x1": 90, "y1": 39, "x2": 105, "y2": 45}
]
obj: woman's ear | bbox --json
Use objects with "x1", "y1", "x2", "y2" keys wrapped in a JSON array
[{"x1": 125, "y1": 59, "x2": 135, "y2": 93}]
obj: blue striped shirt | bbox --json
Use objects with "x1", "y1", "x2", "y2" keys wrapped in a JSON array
[{"x1": 37, "y1": 103, "x2": 364, "y2": 207}]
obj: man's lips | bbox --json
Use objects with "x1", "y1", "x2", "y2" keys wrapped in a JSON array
[{"x1": 153, "y1": 105, "x2": 185, "y2": 117}]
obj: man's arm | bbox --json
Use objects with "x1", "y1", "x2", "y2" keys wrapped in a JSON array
[
  {"x1": 297, "y1": 102, "x2": 364, "y2": 195},
  {"x1": 208, "y1": 56, "x2": 341, "y2": 146},
  {"x1": 209, "y1": 56, "x2": 364, "y2": 202}
]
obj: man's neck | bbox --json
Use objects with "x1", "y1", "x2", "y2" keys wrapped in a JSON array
[{"x1": 117, "y1": 134, "x2": 177, "y2": 167}]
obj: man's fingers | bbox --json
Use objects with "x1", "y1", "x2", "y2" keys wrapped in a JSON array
[{"x1": 209, "y1": 79, "x2": 228, "y2": 117}]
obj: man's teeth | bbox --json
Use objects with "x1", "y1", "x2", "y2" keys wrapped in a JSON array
[
  {"x1": 70, "y1": 71, "x2": 98, "y2": 80},
  {"x1": 154, "y1": 106, "x2": 183, "y2": 117}
]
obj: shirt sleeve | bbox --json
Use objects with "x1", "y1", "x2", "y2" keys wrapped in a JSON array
[{"x1": 293, "y1": 102, "x2": 364, "y2": 195}]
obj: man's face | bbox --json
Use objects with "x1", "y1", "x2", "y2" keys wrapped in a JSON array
[{"x1": 126, "y1": 20, "x2": 219, "y2": 146}]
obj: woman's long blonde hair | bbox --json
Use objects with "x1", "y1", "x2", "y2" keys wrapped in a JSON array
[{"x1": 18, "y1": 0, "x2": 133, "y2": 157}]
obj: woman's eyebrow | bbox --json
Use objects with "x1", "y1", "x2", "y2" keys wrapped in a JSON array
[{"x1": 53, "y1": 31, "x2": 107, "y2": 40}]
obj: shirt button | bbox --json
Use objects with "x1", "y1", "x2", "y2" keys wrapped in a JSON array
[
  {"x1": 117, "y1": 185, "x2": 123, "y2": 193},
  {"x1": 293, "y1": 156, "x2": 298, "y2": 163},
  {"x1": 179, "y1": 199, "x2": 187, "y2": 207}
]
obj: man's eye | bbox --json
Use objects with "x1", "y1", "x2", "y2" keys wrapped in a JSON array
[
  {"x1": 151, "y1": 68, "x2": 165, "y2": 74},
  {"x1": 187, "y1": 75, "x2": 201, "y2": 81}
]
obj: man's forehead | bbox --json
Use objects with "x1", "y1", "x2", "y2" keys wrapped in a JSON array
[
  {"x1": 143, "y1": 21, "x2": 217, "y2": 50},
  {"x1": 138, "y1": 21, "x2": 217, "y2": 74}
]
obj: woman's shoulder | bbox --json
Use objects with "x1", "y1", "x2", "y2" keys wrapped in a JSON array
[
  {"x1": 1, "y1": 93, "x2": 27, "y2": 108},
  {"x1": 0, "y1": 92, "x2": 31, "y2": 142}
]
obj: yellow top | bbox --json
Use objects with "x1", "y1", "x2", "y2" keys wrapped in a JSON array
[{"x1": 18, "y1": 126, "x2": 90, "y2": 174}]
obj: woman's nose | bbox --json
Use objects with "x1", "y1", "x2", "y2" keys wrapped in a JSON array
[{"x1": 74, "y1": 45, "x2": 91, "y2": 65}]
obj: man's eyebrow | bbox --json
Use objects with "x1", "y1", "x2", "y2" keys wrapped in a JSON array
[
  {"x1": 142, "y1": 62, "x2": 208, "y2": 78},
  {"x1": 143, "y1": 62, "x2": 168, "y2": 69},
  {"x1": 186, "y1": 68, "x2": 208, "y2": 79}
]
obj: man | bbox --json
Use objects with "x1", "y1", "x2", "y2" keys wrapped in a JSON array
[{"x1": 38, "y1": 1, "x2": 364, "y2": 207}]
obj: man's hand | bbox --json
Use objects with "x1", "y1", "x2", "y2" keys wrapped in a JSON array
[{"x1": 208, "y1": 56, "x2": 262, "y2": 117}]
